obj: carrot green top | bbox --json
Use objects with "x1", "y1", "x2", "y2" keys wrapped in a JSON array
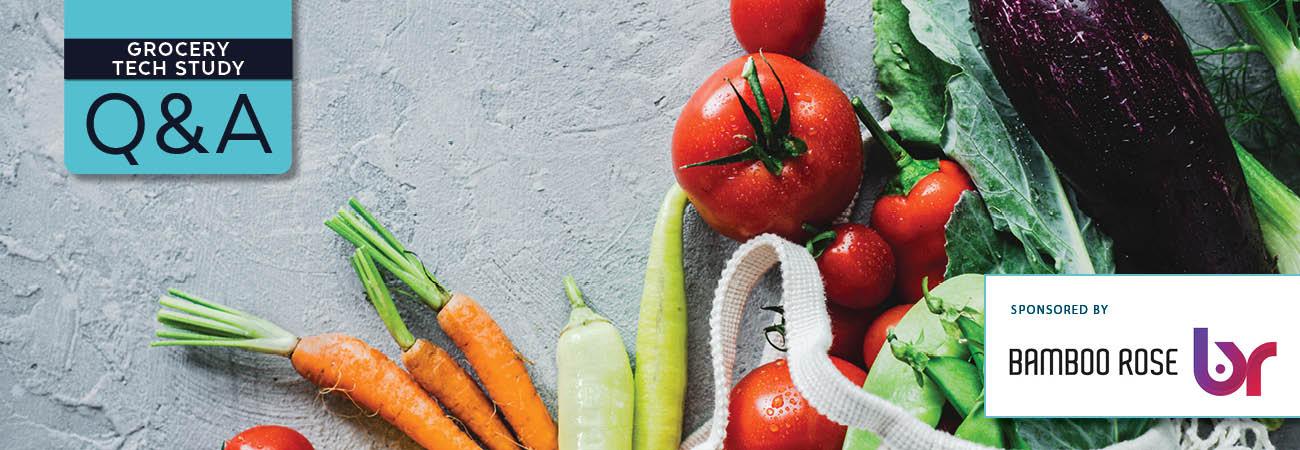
[
  {"x1": 350, "y1": 248, "x2": 417, "y2": 351},
  {"x1": 150, "y1": 289, "x2": 299, "y2": 356},
  {"x1": 326, "y1": 198, "x2": 453, "y2": 310}
]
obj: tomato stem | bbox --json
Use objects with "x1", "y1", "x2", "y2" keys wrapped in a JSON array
[
  {"x1": 679, "y1": 55, "x2": 807, "y2": 176},
  {"x1": 761, "y1": 305, "x2": 788, "y2": 352},
  {"x1": 851, "y1": 96, "x2": 939, "y2": 195},
  {"x1": 743, "y1": 58, "x2": 777, "y2": 148},
  {"x1": 801, "y1": 223, "x2": 837, "y2": 258}
]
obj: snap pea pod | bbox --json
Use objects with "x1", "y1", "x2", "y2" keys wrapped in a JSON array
[
  {"x1": 892, "y1": 320, "x2": 1005, "y2": 448},
  {"x1": 919, "y1": 282, "x2": 1008, "y2": 448},
  {"x1": 921, "y1": 277, "x2": 986, "y2": 375},
  {"x1": 955, "y1": 401, "x2": 1004, "y2": 448},
  {"x1": 957, "y1": 316, "x2": 985, "y2": 375},
  {"x1": 633, "y1": 184, "x2": 690, "y2": 450},
  {"x1": 558, "y1": 276, "x2": 634, "y2": 450},
  {"x1": 888, "y1": 336, "x2": 982, "y2": 419},
  {"x1": 841, "y1": 274, "x2": 985, "y2": 450}
]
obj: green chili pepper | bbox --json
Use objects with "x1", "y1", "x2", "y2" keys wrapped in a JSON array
[
  {"x1": 633, "y1": 184, "x2": 690, "y2": 450},
  {"x1": 558, "y1": 276, "x2": 634, "y2": 450}
]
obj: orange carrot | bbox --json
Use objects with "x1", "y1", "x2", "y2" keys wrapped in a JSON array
[
  {"x1": 440, "y1": 294, "x2": 557, "y2": 450},
  {"x1": 327, "y1": 199, "x2": 559, "y2": 450},
  {"x1": 293, "y1": 334, "x2": 483, "y2": 450},
  {"x1": 150, "y1": 290, "x2": 482, "y2": 450},
  {"x1": 352, "y1": 249, "x2": 521, "y2": 450},
  {"x1": 404, "y1": 340, "x2": 521, "y2": 450}
]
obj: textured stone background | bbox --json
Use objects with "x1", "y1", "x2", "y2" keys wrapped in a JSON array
[{"x1": 1, "y1": 1, "x2": 1297, "y2": 448}]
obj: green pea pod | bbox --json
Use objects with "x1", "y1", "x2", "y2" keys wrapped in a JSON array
[
  {"x1": 923, "y1": 357, "x2": 982, "y2": 418},
  {"x1": 559, "y1": 276, "x2": 634, "y2": 450},
  {"x1": 633, "y1": 184, "x2": 690, "y2": 450},
  {"x1": 954, "y1": 402, "x2": 1004, "y2": 447},
  {"x1": 842, "y1": 274, "x2": 985, "y2": 450},
  {"x1": 889, "y1": 335, "x2": 983, "y2": 418},
  {"x1": 956, "y1": 316, "x2": 986, "y2": 375}
]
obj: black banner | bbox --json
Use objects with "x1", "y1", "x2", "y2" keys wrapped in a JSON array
[{"x1": 65, "y1": 39, "x2": 293, "y2": 80}]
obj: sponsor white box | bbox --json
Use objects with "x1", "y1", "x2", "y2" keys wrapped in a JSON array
[{"x1": 985, "y1": 275, "x2": 1296, "y2": 418}]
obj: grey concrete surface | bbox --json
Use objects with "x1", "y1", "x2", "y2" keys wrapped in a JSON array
[{"x1": 0, "y1": 1, "x2": 1295, "y2": 449}]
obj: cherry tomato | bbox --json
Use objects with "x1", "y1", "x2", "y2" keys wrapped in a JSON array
[
  {"x1": 725, "y1": 358, "x2": 866, "y2": 450},
  {"x1": 827, "y1": 302, "x2": 873, "y2": 367},
  {"x1": 224, "y1": 425, "x2": 314, "y2": 450},
  {"x1": 814, "y1": 223, "x2": 896, "y2": 310},
  {"x1": 730, "y1": 0, "x2": 826, "y2": 58},
  {"x1": 862, "y1": 303, "x2": 909, "y2": 369},
  {"x1": 673, "y1": 54, "x2": 863, "y2": 242}
]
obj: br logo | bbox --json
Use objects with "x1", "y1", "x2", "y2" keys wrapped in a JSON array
[{"x1": 1192, "y1": 328, "x2": 1277, "y2": 396}]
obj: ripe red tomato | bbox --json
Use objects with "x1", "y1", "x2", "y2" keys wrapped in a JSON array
[
  {"x1": 224, "y1": 425, "x2": 314, "y2": 450},
  {"x1": 725, "y1": 358, "x2": 866, "y2": 450},
  {"x1": 870, "y1": 160, "x2": 974, "y2": 303},
  {"x1": 672, "y1": 54, "x2": 862, "y2": 242},
  {"x1": 815, "y1": 223, "x2": 896, "y2": 310},
  {"x1": 862, "y1": 304, "x2": 910, "y2": 369},
  {"x1": 827, "y1": 302, "x2": 873, "y2": 367},
  {"x1": 730, "y1": 0, "x2": 826, "y2": 58}
]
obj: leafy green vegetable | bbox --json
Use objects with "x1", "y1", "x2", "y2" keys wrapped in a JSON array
[
  {"x1": 1071, "y1": 190, "x2": 1117, "y2": 275},
  {"x1": 899, "y1": 0, "x2": 1014, "y2": 116},
  {"x1": 940, "y1": 74, "x2": 1107, "y2": 274},
  {"x1": 872, "y1": 0, "x2": 957, "y2": 148},
  {"x1": 886, "y1": 0, "x2": 1148, "y2": 445},
  {"x1": 944, "y1": 192, "x2": 1051, "y2": 276},
  {"x1": 1013, "y1": 418, "x2": 1158, "y2": 450},
  {"x1": 885, "y1": 0, "x2": 1110, "y2": 276}
]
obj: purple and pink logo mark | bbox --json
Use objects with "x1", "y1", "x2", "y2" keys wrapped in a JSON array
[{"x1": 1193, "y1": 328, "x2": 1277, "y2": 396}]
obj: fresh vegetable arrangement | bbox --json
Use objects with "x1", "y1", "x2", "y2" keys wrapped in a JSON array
[
  {"x1": 841, "y1": 275, "x2": 985, "y2": 450},
  {"x1": 151, "y1": 291, "x2": 483, "y2": 450},
  {"x1": 971, "y1": 0, "x2": 1273, "y2": 274},
  {"x1": 326, "y1": 199, "x2": 557, "y2": 450},
  {"x1": 350, "y1": 249, "x2": 520, "y2": 450},
  {"x1": 148, "y1": 0, "x2": 1300, "y2": 448}
]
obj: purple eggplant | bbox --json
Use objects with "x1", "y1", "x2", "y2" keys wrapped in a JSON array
[{"x1": 969, "y1": 0, "x2": 1274, "y2": 273}]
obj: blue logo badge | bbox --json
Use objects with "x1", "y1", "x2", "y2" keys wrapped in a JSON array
[{"x1": 64, "y1": 0, "x2": 292, "y2": 174}]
